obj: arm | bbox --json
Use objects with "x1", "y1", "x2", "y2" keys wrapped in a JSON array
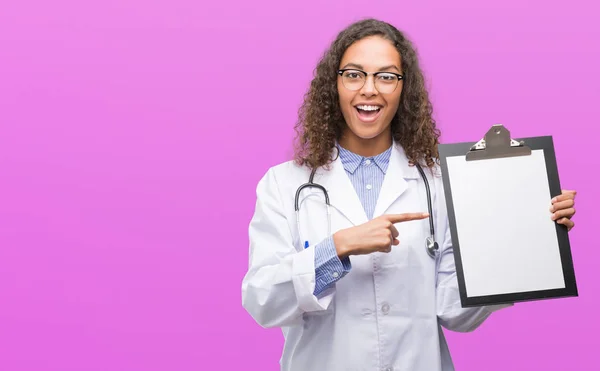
[
  {"x1": 241, "y1": 169, "x2": 338, "y2": 329},
  {"x1": 313, "y1": 236, "x2": 352, "y2": 296}
]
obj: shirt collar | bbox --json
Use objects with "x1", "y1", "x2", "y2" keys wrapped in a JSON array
[{"x1": 336, "y1": 143, "x2": 393, "y2": 175}]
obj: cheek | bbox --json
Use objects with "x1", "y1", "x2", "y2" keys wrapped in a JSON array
[
  {"x1": 337, "y1": 86, "x2": 349, "y2": 103},
  {"x1": 337, "y1": 88, "x2": 354, "y2": 114},
  {"x1": 385, "y1": 92, "x2": 402, "y2": 117}
]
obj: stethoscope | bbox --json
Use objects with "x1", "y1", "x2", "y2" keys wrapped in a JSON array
[{"x1": 294, "y1": 162, "x2": 439, "y2": 259}]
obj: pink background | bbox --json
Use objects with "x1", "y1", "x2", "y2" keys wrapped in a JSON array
[{"x1": 1, "y1": 0, "x2": 599, "y2": 370}]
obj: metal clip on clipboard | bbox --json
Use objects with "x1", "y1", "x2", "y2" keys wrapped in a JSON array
[{"x1": 466, "y1": 124, "x2": 532, "y2": 161}]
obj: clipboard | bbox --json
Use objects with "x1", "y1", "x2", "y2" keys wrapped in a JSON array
[{"x1": 438, "y1": 124, "x2": 578, "y2": 307}]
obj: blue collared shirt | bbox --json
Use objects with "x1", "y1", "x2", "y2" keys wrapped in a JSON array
[{"x1": 313, "y1": 144, "x2": 392, "y2": 295}]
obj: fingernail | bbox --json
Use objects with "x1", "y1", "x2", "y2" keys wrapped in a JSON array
[
  {"x1": 551, "y1": 213, "x2": 556, "y2": 220},
  {"x1": 423, "y1": 213, "x2": 429, "y2": 217},
  {"x1": 551, "y1": 197, "x2": 557, "y2": 203},
  {"x1": 550, "y1": 205, "x2": 554, "y2": 212}
]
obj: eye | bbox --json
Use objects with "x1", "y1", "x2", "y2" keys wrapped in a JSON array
[
  {"x1": 343, "y1": 70, "x2": 363, "y2": 80},
  {"x1": 377, "y1": 73, "x2": 396, "y2": 81}
]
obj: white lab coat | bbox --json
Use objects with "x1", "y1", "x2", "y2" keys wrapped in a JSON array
[{"x1": 242, "y1": 142, "x2": 511, "y2": 371}]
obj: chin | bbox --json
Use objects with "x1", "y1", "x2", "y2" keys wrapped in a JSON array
[
  {"x1": 352, "y1": 125, "x2": 387, "y2": 140},
  {"x1": 358, "y1": 131, "x2": 383, "y2": 140}
]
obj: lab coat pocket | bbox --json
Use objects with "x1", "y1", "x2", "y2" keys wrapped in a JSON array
[{"x1": 296, "y1": 189, "x2": 333, "y2": 249}]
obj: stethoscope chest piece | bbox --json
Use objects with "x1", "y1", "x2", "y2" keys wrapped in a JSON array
[{"x1": 426, "y1": 236, "x2": 439, "y2": 258}]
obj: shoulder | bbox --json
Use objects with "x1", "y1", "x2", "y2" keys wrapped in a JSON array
[
  {"x1": 423, "y1": 158, "x2": 444, "y2": 190},
  {"x1": 412, "y1": 154, "x2": 446, "y2": 199},
  {"x1": 255, "y1": 159, "x2": 313, "y2": 195},
  {"x1": 262, "y1": 159, "x2": 311, "y2": 181}
]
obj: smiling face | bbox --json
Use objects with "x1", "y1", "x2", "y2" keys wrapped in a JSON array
[{"x1": 337, "y1": 35, "x2": 403, "y2": 156}]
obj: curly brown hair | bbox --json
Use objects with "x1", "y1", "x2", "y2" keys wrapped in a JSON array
[{"x1": 293, "y1": 18, "x2": 441, "y2": 170}]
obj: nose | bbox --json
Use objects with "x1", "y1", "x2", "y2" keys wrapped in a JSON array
[{"x1": 360, "y1": 75, "x2": 378, "y2": 97}]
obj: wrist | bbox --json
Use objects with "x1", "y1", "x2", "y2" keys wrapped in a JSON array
[{"x1": 333, "y1": 230, "x2": 350, "y2": 259}]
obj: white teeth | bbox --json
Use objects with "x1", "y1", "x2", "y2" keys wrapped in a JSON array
[{"x1": 356, "y1": 105, "x2": 381, "y2": 111}]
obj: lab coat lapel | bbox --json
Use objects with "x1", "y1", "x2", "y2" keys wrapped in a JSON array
[
  {"x1": 373, "y1": 143, "x2": 419, "y2": 218},
  {"x1": 318, "y1": 155, "x2": 369, "y2": 227}
]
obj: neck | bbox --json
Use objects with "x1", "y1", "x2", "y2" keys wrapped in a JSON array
[{"x1": 338, "y1": 129, "x2": 393, "y2": 157}]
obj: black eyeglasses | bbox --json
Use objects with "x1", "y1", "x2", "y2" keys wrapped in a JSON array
[{"x1": 338, "y1": 69, "x2": 404, "y2": 94}]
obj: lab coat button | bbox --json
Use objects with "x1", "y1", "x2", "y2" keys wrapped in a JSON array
[
  {"x1": 366, "y1": 184, "x2": 373, "y2": 190},
  {"x1": 381, "y1": 303, "x2": 390, "y2": 314},
  {"x1": 332, "y1": 272, "x2": 339, "y2": 278},
  {"x1": 365, "y1": 159, "x2": 371, "y2": 165}
]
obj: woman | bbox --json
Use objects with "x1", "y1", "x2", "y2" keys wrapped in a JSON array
[{"x1": 241, "y1": 18, "x2": 577, "y2": 371}]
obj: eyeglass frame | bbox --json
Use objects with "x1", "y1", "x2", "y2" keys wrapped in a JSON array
[{"x1": 337, "y1": 68, "x2": 404, "y2": 93}]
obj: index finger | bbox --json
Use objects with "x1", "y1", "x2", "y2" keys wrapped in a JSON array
[{"x1": 384, "y1": 212, "x2": 429, "y2": 224}]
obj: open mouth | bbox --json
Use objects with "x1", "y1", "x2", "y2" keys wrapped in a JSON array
[{"x1": 355, "y1": 105, "x2": 382, "y2": 122}]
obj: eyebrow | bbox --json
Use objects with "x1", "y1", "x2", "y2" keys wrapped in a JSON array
[{"x1": 341, "y1": 63, "x2": 401, "y2": 72}]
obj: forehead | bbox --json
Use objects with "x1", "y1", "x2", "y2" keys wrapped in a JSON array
[{"x1": 339, "y1": 36, "x2": 401, "y2": 69}]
